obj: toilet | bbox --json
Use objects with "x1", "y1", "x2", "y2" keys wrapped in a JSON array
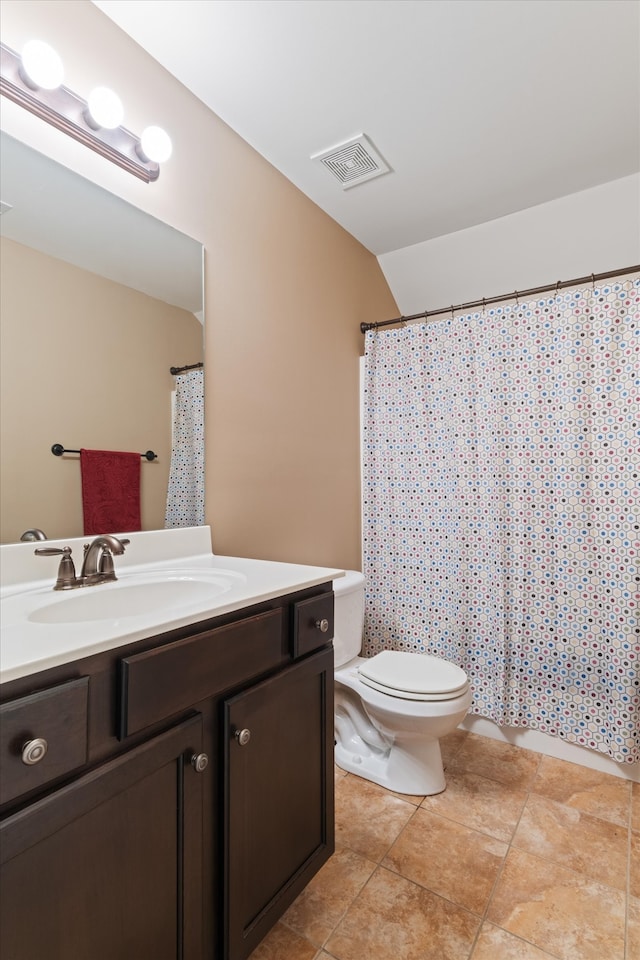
[{"x1": 333, "y1": 571, "x2": 472, "y2": 795}]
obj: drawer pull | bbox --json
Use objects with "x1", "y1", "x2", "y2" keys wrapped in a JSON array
[
  {"x1": 315, "y1": 618, "x2": 329, "y2": 633},
  {"x1": 235, "y1": 728, "x2": 251, "y2": 747},
  {"x1": 191, "y1": 752, "x2": 209, "y2": 773},
  {"x1": 21, "y1": 738, "x2": 48, "y2": 765}
]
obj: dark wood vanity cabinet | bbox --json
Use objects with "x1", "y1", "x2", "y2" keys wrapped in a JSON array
[
  {"x1": 0, "y1": 715, "x2": 204, "y2": 960},
  {"x1": 0, "y1": 584, "x2": 335, "y2": 960},
  {"x1": 225, "y1": 647, "x2": 333, "y2": 960}
]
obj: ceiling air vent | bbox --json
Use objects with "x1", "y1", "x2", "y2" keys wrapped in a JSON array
[{"x1": 311, "y1": 134, "x2": 390, "y2": 189}]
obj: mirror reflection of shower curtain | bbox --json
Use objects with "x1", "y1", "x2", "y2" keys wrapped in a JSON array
[{"x1": 165, "y1": 368, "x2": 204, "y2": 527}]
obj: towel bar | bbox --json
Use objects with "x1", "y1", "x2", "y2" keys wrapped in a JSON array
[{"x1": 51, "y1": 444, "x2": 157, "y2": 461}]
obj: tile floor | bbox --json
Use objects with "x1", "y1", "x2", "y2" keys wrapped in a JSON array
[{"x1": 249, "y1": 730, "x2": 639, "y2": 960}]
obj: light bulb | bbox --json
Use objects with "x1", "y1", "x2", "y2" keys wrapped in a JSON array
[
  {"x1": 86, "y1": 87, "x2": 124, "y2": 129},
  {"x1": 21, "y1": 40, "x2": 64, "y2": 90},
  {"x1": 139, "y1": 126, "x2": 172, "y2": 163}
]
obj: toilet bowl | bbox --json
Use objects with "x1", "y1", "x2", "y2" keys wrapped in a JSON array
[{"x1": 333, "y1": 571, "x2": 471, "y2": 795}]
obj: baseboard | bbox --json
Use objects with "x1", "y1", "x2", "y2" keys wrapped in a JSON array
[{"x1": 461, "y1": 715, "x2": 639, "y2": 783}]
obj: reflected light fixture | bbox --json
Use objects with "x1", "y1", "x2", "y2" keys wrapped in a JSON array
[{"x1": 0, "y1": 40, "x2": 172, "y2": 182}]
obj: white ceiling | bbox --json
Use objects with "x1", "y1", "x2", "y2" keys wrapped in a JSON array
[{"x1": 94, "y1": 0, "x2": 639, "y2": 257}]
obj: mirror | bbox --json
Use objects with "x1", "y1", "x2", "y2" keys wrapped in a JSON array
[{"x1": 0, "y1": 132, "x2": 204, "y2": 543}]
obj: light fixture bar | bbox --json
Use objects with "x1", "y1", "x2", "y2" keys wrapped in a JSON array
[{"x1": 0, "y1": 42, "x2": 160, "y2": 182}]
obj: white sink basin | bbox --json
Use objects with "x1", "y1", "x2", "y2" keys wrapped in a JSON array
[
  {"x1": 0, "y1": 525, "x2": 345, "y2": 685},
  {"x1": 27, "y1": 570, "x2": 244, "y2": 624}
]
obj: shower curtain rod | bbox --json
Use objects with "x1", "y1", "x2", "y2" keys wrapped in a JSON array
[
  {"x1": 360, "y1": 264, "x2": 640, "y2": 333},
  {"x1": 170, "y1": 362, "x2": 203, "y2": 375}
]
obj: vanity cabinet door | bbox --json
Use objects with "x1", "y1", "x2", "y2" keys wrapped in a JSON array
[
  {"x1": 0, "y1": 715, "x2": 204, "y2": 960},
  {"x1": 224, "y1": 646, "x2": 334, "y2": 960}
]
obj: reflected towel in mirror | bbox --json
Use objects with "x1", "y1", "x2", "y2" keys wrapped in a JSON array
[{"x1": 80, "y1": 449, "x2": 141, "y2": 536}]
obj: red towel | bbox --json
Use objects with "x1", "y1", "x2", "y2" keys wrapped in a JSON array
[{"x1": 80, "y1": 449, "x2": 142, "y2": 536}]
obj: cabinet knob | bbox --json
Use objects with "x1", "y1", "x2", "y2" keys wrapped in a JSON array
[
  {"x1": 315, "y1": 618, "x2": 329, "y2": 633},
  {"x1": 22, "y1": 738, "x2": 48, "y2": 765},
  {"x1": 191, "y1": 752, "x2": 209, "y2": 773},
  {"x1": 235, "y1": 728, "x2": 251, "y2": 747}
]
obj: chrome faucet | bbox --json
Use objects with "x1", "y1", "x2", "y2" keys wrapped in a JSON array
[
  {"x1": 35, "y1": 535, "x2": 129, "y2": 590},
  {"x1": 80, "y1": 535, "x2": 130, "y2": 585}
]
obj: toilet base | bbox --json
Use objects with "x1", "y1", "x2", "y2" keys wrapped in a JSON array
[
  {"x1": 335, "y1": 732, "x2": 446, "y2": 796},
  {"x1": 334, "y1": 669, "x2": 472, "y2": 796}
]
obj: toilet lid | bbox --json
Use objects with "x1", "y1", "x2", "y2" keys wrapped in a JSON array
[{"x1": 358, "y1": 651, "x2": 468, "y2": 701}]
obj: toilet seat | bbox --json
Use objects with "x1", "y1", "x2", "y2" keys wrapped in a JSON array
[{"x1": 358, "y1": 651, "x2": 468, "y2": 702}]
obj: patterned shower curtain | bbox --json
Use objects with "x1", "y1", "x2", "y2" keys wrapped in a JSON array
[
  {"x1": 165, "y1": 368, "x2": 205, "y2": 528},
  {"x1": 362, "y1": 276, "x2": 639, "y2": 764}
]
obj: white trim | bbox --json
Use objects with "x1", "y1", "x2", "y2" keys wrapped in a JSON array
[{"x1": 461, "y1": 715, "x2": 639, "y2": 783}]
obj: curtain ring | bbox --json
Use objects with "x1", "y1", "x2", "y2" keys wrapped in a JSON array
[
  {"x1": 451, "y1": 304, "x2": 455, "y2": 320},
  {"x1": 514, "y1": 290, "x2": 519, "y2": 307},
  {"x1": 482, "y1": 297, "x2": 486, "y2": 314},
  {"x1": 555, "y1": 280, "x2": 561, "y2": 298},
  {"x1": 591, "y1": 272, "x2": 596, "y2": 292}
]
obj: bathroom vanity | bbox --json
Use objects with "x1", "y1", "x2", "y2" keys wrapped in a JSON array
[{"x1": 0, "y1": 528, "x2": 340, "y2": 960}]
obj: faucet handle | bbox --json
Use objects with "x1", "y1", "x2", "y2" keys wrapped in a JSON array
[
  {"x1": 98, "y1": 538, "x2": 130, "y2": 576},
  {"x1": 98, "y1": 548, "x2": 115, "y2": 577},
  {"x1": 35, "y1": 546, "x2": 77, "y2": 590}
]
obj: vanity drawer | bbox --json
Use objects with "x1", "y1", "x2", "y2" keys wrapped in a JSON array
[
  {"x1": 0, "y1": 677, "x2": 89, "y2": 807},
  {"x1": 292, "y1": 593, "x2": 334, "y2": 658},
  {"x1": 120, "y1": 608, "x2": 285, "y2": 738}
]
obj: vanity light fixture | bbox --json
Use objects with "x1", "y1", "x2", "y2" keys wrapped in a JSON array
[
  {"x1": 0, "y1": 41, "x2": 172, "y2": 182},
  {"x1": 85, "y1": 86, "x2": 124, "y2": 130},
  {"x1": 20, "y1": 39, "x2": 64, "y2": 90}
]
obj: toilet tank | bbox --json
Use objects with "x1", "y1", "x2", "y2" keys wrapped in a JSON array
[{"x1": 332, "y1": 570, "x2": 365, "y2": 667}]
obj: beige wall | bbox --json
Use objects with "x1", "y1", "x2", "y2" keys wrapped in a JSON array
[
  {"x1": 0, "y1": 238, "x2": 203, "y2": 542},
  {"x1": 1, "y1": 0, "x2": 398, "y2": 569}
]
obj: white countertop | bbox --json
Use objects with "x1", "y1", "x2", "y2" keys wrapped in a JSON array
[{"x1": 0, "y1": 527, "x2": 344, "y2": 684}]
